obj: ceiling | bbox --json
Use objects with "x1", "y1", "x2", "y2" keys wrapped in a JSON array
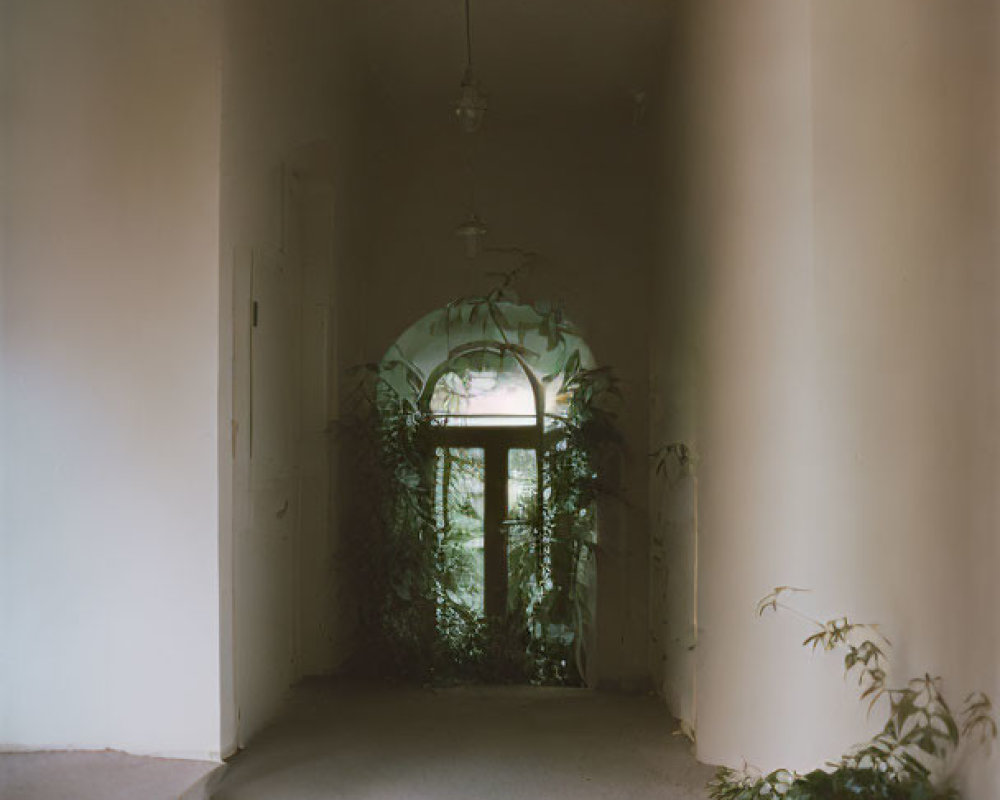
[{"x1": 353, "y1": 0, "x2": 673, "y2": 121}]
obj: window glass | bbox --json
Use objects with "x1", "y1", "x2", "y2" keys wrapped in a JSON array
[
  {"x1": 434, "y1": 447, "x2": 485, "y2": 613},
  {"x1": 429, "y1": 352, "x2": 537, "y2": 426}
]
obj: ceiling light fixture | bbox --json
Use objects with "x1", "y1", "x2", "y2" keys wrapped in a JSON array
[
  {"x1": 454, "y1": 211, "x2": 488, "y2": 258},
  {"x1": 455, "y1": 0, "x2": 487, "y2": 133}
]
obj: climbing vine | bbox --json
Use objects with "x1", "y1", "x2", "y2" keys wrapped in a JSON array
[{"x1": 341, "y1": 273, "x2": 622, "y2": 685}]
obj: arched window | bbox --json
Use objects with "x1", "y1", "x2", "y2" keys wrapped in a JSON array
[
  {"x1": 370, "y1": 297, "x2": 610, "y2": 684},
  {"x1": 422, "y1": 347, "x2": 549, "y2": 617},
  {"x1": 428, "y1": 351, "x2": 539, "y2": 425}
]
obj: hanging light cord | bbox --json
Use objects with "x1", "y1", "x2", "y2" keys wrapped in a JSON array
[
  {"x1": 462, "y1": 104, "x2": 478, "y2": 210},
  {"x1": 464, "y1": 0, "x2": 473, "y2": 67},
  {"x1": 462, "y1": 0, "x2": 477, "y2": 211}
]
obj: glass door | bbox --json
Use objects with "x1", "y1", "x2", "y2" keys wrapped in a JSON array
[
  {"x1": 433, "y1": 442, "x2": 543, "y2": 619},
  {"x1": 434, "y1": 447, "x2": 485, "y2": 614}
]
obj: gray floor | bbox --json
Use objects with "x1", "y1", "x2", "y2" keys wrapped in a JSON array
[
  {"x1": 0, "y1": 750, "x2": 222, "y2": 800},
  {"x1": 213, "y1": 680, "x2": 714, "y2": 800}
]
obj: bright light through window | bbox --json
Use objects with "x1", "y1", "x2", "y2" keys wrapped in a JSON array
[{"x1": 428, "y1": 351, "x2": 570, "y2": 426}]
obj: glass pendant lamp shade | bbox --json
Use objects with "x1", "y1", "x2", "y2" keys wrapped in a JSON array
[
  {"x1": 452, "y1": 0, "x2": 487, "y2": 252},
  {"x1": 455, "y1": 66, "x2": 487, "y2": 133},
  {"x1": 455, "y1": 212, "x2": 488, "y2": 258},
  {"x1": 455, "y1": 0, "x2": 486, "y2": 133}
]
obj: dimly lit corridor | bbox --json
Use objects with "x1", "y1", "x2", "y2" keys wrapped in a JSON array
[{"x1": 2, "y1": 1, "x2": 998, "y2": 799}]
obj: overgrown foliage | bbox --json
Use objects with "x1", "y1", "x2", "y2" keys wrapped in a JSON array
[
  {"x1": 708, "y1": 587, "x2": 996, "y2": 800},
  {"x1": 341, "y1": 273, "x2": 622, "y2": 685},
  {"x1": 651, "y1": 441, "x2": 696, "y2": 480}
]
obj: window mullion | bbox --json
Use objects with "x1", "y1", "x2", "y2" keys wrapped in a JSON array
[{"x1": 483, "y1": 444, "x2": 508, "y2": 617}]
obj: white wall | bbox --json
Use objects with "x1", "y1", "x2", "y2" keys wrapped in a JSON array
[
  {"x1": 655, "y1": 1, "x2": 1000, "y2": 794},
  {"x1": 220, "y1": 0, "x2": 363, "y2": 752},
  {"x1": 0, "y1": 0, "x2": 11, "y2": 744},
  {"x1": 655, "y1": 1, "x2": 857, "y2": 769},
  {"x1": 0, "y1": 0, "x2": 223, "y2": 759},
  {"x1": 812, "y1": 4, "x2": 999, "y2": 794}
]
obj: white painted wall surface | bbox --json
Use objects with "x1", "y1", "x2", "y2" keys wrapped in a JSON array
[
  {"x1": 0, "y1": 0, "x2": 223, "y2": 759},
  {"x1": 812, "y1": 5, "x2": 999, "y2": 795},
  {"x1": 660, "y1": 2, "x2": 863, "y2": 771},
  {"x1": 221, "y1": 0, "x2": 363, "y2": 752},
  {"x1": 657, "y1": 1, "x2": 1000, "y2": 795},
  {"x1": 0, "y1": 1, "x2": 10, "y2": 743}
]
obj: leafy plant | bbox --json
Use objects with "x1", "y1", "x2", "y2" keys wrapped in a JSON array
[
  {"x1": 651, "y1": 441, "x2": 696, "y2": 480},
  {"x1": 340, "y1": 272, "x2": 622, "y2": 685},
  {"x1": 707, "y1": 587, "x2": 996, "y2": 800}
]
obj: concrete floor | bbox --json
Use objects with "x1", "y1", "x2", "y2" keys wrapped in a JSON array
[
  {"x1": 0, "y1": 750, "x2": 222, "y2": 800},
  {"x1": 213, "y1": 680, "x2": 715, "y2": 800}
]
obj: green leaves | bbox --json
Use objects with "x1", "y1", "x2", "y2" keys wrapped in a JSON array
[
  {"x1": 651, "y1": 441, "x2": 696, "y2": 484},
  {"x1": 755, "y1": 586, "x2": 808, "y2": 617},
  {"x1": 344, "y1": 275, "x2": 623, "y2": 686},
  {"x1": 710, "y1": 593, "x2": 999, "y2": 800},
  {"x1": 961, "y1": 692, "x2": 998, "y2": 744},
  {"x1": 803, "y1": 617, "x2": 882, "y2": 653},
  {"x1": 707, "y1": 766, "x2": 795, "y2": 800}
]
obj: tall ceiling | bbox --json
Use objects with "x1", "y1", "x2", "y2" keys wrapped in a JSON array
[{"x1": 353, "y1": 0, "x2": 673, "y2": 123}]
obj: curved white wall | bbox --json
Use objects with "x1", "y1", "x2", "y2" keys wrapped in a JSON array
[
  {"x1": 656, "y1": 1, "x2": 1000, "y2": 794},
  {"x1": 659, "y1": 1, "x2": 865, "y2": 771},
  {"x1": 812, "y1": 5, "x2": 999, "y2": 795}
]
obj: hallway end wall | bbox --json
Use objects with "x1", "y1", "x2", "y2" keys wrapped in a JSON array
[{"x1": 336, "y1": 103, "x2": 661, "y2": 689}]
